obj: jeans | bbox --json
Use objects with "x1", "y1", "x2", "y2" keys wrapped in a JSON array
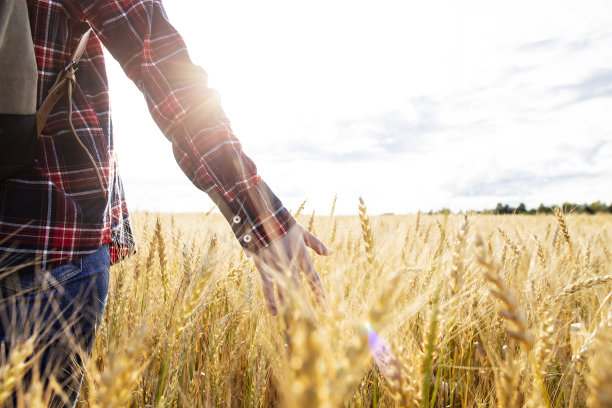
[{"x1": 0, "y1": 245, "x2": 110, "y2": 407}]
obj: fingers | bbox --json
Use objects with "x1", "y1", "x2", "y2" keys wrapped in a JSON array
[
  {"x1": 255, "y1": 255, "x2": 298, "y2": 315},
  {"x1": 301, "y1": 227, "x2": 333, "y2": 256},
  {"x1": 252, "y1": 224, "x2": 333, "y2": 316},
  {"x1": 298, "y1": 246, "x2": 328, "y2": 308},
  {"x1": 254, "y1": 259, "x2": 278, "y2": 316}
]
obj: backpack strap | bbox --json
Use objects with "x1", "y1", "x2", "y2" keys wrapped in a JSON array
[
  {"x1": 36, "y1": 28, "x2": 107, "y2": 199},
  {"x1": 36, "y1": 28, "x2": 92, "y2": 135}
]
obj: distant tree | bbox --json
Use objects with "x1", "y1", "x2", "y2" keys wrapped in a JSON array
[
  {"x1": 428, "y1": 201, "x2": 610, "y2": 216},
  {"x1": 562, "y1": 202, "x2": 576, "y2": 213},
  {"x1": 537, "y1": 203, "x2": 552, "y2": 214},
  {"x1": 495, "y1": 203, "x2": 511, "y2": 214},
  {"x1": 587, "y1": 200, "x2": 607, "y2": 214}
]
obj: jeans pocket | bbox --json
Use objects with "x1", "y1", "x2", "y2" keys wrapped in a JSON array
[{"x1": 0, "y1": 258, "x2": 83, "y2": 295}]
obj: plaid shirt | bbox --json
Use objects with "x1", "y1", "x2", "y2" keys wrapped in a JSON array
[{"x1": 0, "y1": 0, "x2": 295, "y2": 271}]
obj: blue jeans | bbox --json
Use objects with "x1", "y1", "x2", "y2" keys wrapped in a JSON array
[{"x1": 0, "y1": 245, "x2": 110, "y2": 407}]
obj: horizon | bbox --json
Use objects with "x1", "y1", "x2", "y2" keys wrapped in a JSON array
[
  {"x1": 106, "y1": 0, "x2": 612, "y2": 215},
  {"x1": 128, "y1": 199, "x2": 612, "y2": 217}
]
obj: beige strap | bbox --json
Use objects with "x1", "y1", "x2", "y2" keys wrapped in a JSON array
[
  {"x1": 71, "y1": 28, "x2": 92, "y2": 66},
  {"x1": 36, "y1": 28, "x2": 92, "y2": 135},
  {"x1": 66, "y1": 77, "x2": 107, "y2": 198},
  {"x1": 36, "y1": 28, "x2": 107, "y2": 198}
]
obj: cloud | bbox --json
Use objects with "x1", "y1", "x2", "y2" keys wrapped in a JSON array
[
  {"x1": 508, "y1": 29, "x2": 612, "y2": 106},
  {"x1": 277, "y1": 96, "x2": 444, "y2": 163},
  {"x1": 452, "y1": 169, "x2": 599, "y2": 198},
  {"x1": 566, "y1": 29, "x2": 612, "y2": 52},
  {"x1": 556, "y1": 69, "x2": 612, "y2": 104},
  {"x1": 516, "y1": 38, "x2": 560, "y2": 52},
  {"x1": 447, "y1": 136, "x2": 610, "y2": 201},
  {"x1": 570, "y1": 139, "x2": 612, "y2": 163},
  {"x1": 514, "y1": 28, "x2": 612, "y2": 56}
]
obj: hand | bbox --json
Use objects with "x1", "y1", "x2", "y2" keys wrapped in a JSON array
[{"x1": 251, "y1": 223, "x2": 333, "y2": 315}]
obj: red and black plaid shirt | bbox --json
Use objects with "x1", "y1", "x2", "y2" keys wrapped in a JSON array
[{"x1": 0, "y1": 0, "x2": 295, "y2": 271}]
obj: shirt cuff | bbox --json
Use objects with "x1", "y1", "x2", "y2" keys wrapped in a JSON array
[{"x1": 208, "y1": 180, "x2": 296, "y2": 253}]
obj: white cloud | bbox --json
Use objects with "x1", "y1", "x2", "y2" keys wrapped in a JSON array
[{"x1": 106, "y1": 0, "x2": 612, "y2": 214}]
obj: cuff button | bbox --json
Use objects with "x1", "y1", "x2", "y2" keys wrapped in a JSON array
[
  {"x1": 243, "y1": 234, "x2": 252, "y2": 243},
  {"x1": 233, "y1": 215, "x2": 242, "y2": 224}
]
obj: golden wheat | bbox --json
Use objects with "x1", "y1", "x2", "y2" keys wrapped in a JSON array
[{"x1": 0, "y1": 206, "x2": 610, "y2": 407}]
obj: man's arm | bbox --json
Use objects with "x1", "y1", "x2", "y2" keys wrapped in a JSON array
[
  {"x1": 71, "y1": 0, "x2": 331, "y2": 311},
  {"x1": 71, "y1": 0, "x2": 291, "y2": 252}
]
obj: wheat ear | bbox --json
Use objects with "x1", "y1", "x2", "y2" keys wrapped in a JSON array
[
  {"x1": 0, "y1": 338, "x2": 35, "y2": 406},
  {"x1": 95, "y1": 329, "x2": 146, "y2": 408},
  {"x1": 294, "y1": 199, "x2": 307, "y2": 218},
  {"x1": 497, "y1": 345, "x2": 520, "y2": 408},
  {"x1": 329, "y1": 193, "x2": 337, "y2": 218},
  {"x1": 476, "y1": 235, "x2": 534, "y2": 348},
  {"x1": 586, "y1": 326, "x2": 612, "y2": 408},
  {"x1": 359, "y1": 197, "x2": 378, "y2": 266},
  {"x1": 307, "y1": 210, "x2": 316, "y2": 235},
  {"x1": 554, "y1": 207, "x2": 576, "y2": 270},
  {"x1": 553, "y1": 274, "x2": 612, "y2": 300},
  {"x1": 450, "y1": 216, "x2": 469, "y2": 295},
  {"x1": 154, "y1": 217, "x2": 168, "y2": 302}
]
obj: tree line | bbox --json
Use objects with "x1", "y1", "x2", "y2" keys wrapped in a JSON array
[
  {"x1": 424, "y1": 201, "x2": 612, "y2": 215},
  {"x1": 484, "y1": 201, "x2": 612, "y2": 215}
]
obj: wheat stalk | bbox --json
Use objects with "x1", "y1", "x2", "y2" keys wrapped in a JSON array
[
  {"x1": 598, "y1": 235, "x2": 611, "y2": 261},
  {"x1": 359, "y1": 197, "x2": 378, "y2": 266},
  {"x1": 553, "y1": 274, "x2": 612, "y2": 300},
  {"x1": 330, "y1": 219, "x2": 338, "y2": 244},
  {"x1": 330, "y1": 194, "x2": 337, "y2": 218},
  {"x1": 534, "y1": 311, "x2": 556, "y2": 377},
  {"x1": 554, "y1": 207, "x2": 577, "y2": 270},
  {"x1": 450, "y1": 216, "x2": 469, "y2": 295},
  {"x1": 95, "y1": 328, "x2": 146, "y2": 408},
  {"x1": 22, "y1": 378, "x2": 45, "y2": 408},
  {"x1": 174, "y1": 263, "x2": 213, "y2": 340},
  {"x1": 368, "y1": 273, "x2": 421, "y2": 407},
  {"x1": 59, "y1": 207, "x2": 612, "y2": 406},
  {"x1": 294, "y1": 199, "x2": 307, "y2": 218},
  {"x1": 204, "y1": 205, "x2": 216, "y2": 216},
  {"x1": 307, "y1": 210, "x2": 316, "y2": 235},
  {"x1": 497, "y1": 345, "x2": 519, "y2": 408},
  {"x1": 586, "y1": 325, "x2": 612, "y2": 408},
  {"x1": 534, "y1": 237, "x2": 547, "y2": 268},
  {"x1": 526, "y1": 311, "x2": 556, "y2": 408},
  {"x1": 0, "y1": 338, "x2": 35, "y2": 406},
  {"x1": 154, "y1": 217, "x2": 168, "y2": 302},
  {"x1": 476, "y1": 235, "x2": 534, "y2": 348}
]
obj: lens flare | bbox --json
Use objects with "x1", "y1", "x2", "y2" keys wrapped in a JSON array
[{"x1": 364, "y1": 321, "x2": 400, "y2": 381}]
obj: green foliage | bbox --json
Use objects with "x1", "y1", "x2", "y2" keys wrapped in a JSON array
[{"x1": 430, "y1": 201, "x2": 612, "y2": 215}]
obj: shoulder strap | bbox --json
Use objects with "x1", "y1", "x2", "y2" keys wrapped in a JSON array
[
  {"x1": 36, "y1": 28, "x2": 92, "y2": 135},
  {"x1": 35, "y1": 28, "x2": 107, "y2": 198}
]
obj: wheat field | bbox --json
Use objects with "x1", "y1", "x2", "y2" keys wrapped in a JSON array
[{"x1": 2, "y1": 200, "x2": 612, "y2": 407}]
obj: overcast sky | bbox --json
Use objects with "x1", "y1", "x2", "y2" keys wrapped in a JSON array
[{"x1": 105, "y1": 0, "x2": 612, "y2": 215}]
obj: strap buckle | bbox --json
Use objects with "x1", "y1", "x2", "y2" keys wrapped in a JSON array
[{"x1": 64, "y1": 60, "x2": 79, "y2": 72}]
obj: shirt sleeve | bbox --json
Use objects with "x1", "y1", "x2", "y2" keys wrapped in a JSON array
[{"x1": 71, "y1": 0, "x2": 295, "y2": 252}]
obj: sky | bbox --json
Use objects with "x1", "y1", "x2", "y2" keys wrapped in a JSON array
[{"x1": 105, "y1": 0, "x2": 612, "y2": 215}]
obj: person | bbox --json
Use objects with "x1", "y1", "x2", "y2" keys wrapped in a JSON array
[{"x1": 0, "y1": 0, "x2": 332, "y2": 406}]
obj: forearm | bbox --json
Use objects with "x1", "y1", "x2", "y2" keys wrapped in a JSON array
[{"x1": 75, "y1": 0, "x2": 295, "y2": 250}]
